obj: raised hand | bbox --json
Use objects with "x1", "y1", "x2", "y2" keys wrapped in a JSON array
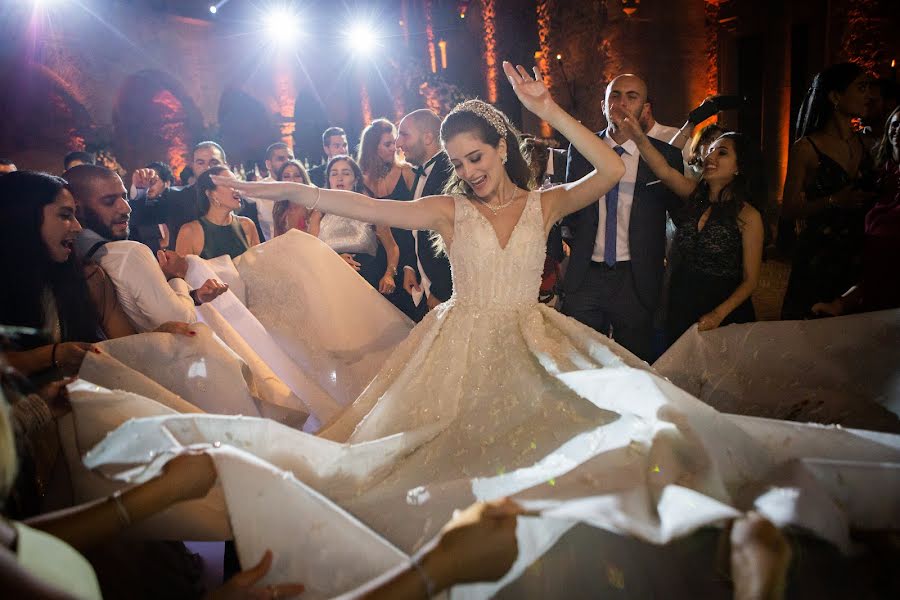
[
  {"x1": 503, "y1": 61, "x2": 556, "y2": 120},
  {"x1": 132, "y1": 168, "x2": 159, "y2": 190},
  {"x1": 610, "y1": 104, "x2": 644, "y2": 141}
]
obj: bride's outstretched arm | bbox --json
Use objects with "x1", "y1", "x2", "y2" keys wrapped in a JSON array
[
  {"x1": 503, "y1": 61, "x2": 625, "y2": 225},
  {"x1": 211, "y1": 179, "x2": 455, "y2": 239}
]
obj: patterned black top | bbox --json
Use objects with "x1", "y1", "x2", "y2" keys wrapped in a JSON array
[{"x1": 672, "y1": 201, "x2": 744, "y2": 279}]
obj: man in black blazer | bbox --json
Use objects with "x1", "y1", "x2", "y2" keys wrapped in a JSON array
[
  {"x1": 562, "y1": 75, "x2": 683, "y2": 362},
  {"x1": 397, "y1": 109, "x2": 454, "y2": 319},
  {"x1": 130, "y1": 141, "x2": 263, "y2": 251}
]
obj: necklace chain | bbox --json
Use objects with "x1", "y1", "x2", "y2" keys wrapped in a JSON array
[{"x1": 479, "y1": 189, "x2": 520, "y2": 215}]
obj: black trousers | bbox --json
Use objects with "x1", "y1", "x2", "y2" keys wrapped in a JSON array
[{"x1": 561, "y1": 261, "x2": 655, "y2": 363}]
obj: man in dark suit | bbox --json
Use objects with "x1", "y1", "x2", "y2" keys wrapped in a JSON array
[
  {"x1": 396, "y1": 109, "x2": 454, "y2": 319},
  {"x1": 562, "y1": 74, "x2": 683, "y2": 362},
  {"x1": 130, "y1": 141, "x2": 263, "y2": 252},
  {"x1": 307, "y1": 127, "x2": 349, "y2": 188}
]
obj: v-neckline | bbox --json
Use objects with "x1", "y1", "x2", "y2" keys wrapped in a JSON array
[{"x1": 468, "y1": 191, "x2": 530, "y2": 251}]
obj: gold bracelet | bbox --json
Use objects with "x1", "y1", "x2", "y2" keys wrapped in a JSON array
[{"x1": 386, "y1": 265, "x2": 398, "y2": 276}]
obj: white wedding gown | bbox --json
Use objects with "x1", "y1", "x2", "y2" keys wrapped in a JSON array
[{"x1": 79, "y1": 191, "x2": 900, "y2": 598}]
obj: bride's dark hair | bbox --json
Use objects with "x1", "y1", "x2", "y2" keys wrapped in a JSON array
[
  {"x1": 795, "y1": 62, "x2": 864, "y2": 140},
  {"x1": 439, "y1": 102, "x2": 533, "y2": 198}
]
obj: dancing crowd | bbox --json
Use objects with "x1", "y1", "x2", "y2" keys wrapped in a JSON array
[{"x1": 0, "y1": 56, "x2": 898, "y2": 600}]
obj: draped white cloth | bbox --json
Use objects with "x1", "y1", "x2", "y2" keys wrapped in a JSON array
[
  {"x1": 654, "y1": 311, "x2": 900, "y2": 431},
  {"x1": 71, "y1": 193, "x2": 900, "y2": 598}
]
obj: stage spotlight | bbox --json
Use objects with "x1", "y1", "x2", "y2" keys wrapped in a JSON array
[
  {"x1": 209, "y1": 5, "x2": 217, "y2": 14},
  {"x1": 265, "y1": 7, "x2": 302, "y2": 42},
  {"x1": 345, "y1": 22, "x2": 381, "y2": 55}
]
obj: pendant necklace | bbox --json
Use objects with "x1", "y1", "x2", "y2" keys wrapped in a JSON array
[{"x1": 481, "y1": 188, "x2": 520, "y2": 215}]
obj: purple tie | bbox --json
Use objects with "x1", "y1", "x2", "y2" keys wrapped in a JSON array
[{"x1": 604, "y1": 145, "x2": 627, "y2": 266}]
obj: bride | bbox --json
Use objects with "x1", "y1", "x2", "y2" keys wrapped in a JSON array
[
  {"x1": 93, "y1": 62, "x2": 898, "y2": 596},
  {"x1": 216, "y1": 62, "x2": 632, "y2": 446}
]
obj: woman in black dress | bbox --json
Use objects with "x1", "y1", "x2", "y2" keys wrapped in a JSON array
[
  {"x1": 357, "y1": 119, "x2": 420, "y2": 320},
  {"x1": 780, "y1": 63, "x2": 876, "y2": 319},
  {"x1": 615, "y1": 111, "x2": 765, "y2": 345}
]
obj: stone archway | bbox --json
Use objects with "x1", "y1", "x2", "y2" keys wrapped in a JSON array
[
  {"x1": 113, "y1": 69, "x2": 204, "y2": 175},
  {"x1": 218, "y1": 87, "x2": 281, "y2": 171},
  {"x1": 0, "y1": 60, "x2": 95, "y2": 172}
]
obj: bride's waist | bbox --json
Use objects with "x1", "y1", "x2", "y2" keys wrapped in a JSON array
[{"x1": 445, "y1": 295, "x2": 536, "y2": 313}]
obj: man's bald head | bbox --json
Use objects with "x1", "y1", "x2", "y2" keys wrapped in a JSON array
[
  {"x1": 397, "y1": 109, "x2": 442, "y2": 165},
  {"x1": 603, "y1": 74, "x2": 650, "y2": 134},
  {"x1": 63, "y1": 164, "x2": 131, "y2": 240}
]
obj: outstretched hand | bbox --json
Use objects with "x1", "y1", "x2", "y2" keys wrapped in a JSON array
[
  {"x1": 503, "y1": 61, "x2": 556, "y2": 120},
  {"x1": 210, "y1": 176, "x2": 301, "y2": 202}
]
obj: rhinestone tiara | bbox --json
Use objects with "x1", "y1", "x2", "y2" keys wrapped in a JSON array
[{"x1": 449, "y1": 99, "x2": 508, "y2": 138}]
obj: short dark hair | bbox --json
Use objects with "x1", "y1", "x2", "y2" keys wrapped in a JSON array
[
  {"x1": 146, "y1": 161, "x2": 175, "y2": 185},
  {"x1": 63, "y1": 151, "x2": 95, "y2": 170},
  {"x1": 322, "y1": 127, "x2": 346, "y2": 147},
  {"x1": 179, "y1": 166, "x2": 194, "y2": 186},
  {"x1": 193, "y1": 141, "x2": 227, "y2": 163},
  {"x1": 265, "y1": 142, "x2": 290, "y2": 161},
  {"x1": 62, "y1": 164, "x2": 119, "y2": 207}
]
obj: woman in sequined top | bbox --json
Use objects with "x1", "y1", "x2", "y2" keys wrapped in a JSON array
[
  {"x1": 617, "y1": 117, "x2": 765, "y2": 345},
  {"x1": 308, "y1": 156, "x2": 400, "y2": 295}
]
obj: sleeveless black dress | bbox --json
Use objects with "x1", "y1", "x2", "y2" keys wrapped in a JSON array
[
  {"x1": 367, "y1": 174, "x2": 422, "y2": 321},
  {"x1": 666, "y1": 201, "x2": 756, "y2": 344},
  {"x1": 781, "y1": 137, "x2": 873, "y2": 319}
]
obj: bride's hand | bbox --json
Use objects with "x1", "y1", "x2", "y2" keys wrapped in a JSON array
[
  {"x1": 210, "y1": 176, "x2": 302, "y2": 202},
  {"x1": 503, "y1": 61, "x2": 556, "y2": 120}
]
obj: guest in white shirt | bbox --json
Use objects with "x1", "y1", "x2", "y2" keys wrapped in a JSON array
[
  {"x1": 396, "y1": 109, "x2": 454, "y2": 314},
  {"x1": 65, "y1": 165, "x2": 227, "y2": 332}
]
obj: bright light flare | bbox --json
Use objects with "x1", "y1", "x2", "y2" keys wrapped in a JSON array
[
  {"x1": 209, "y1": 5, "x2": 217, "y2": 14},
  {"x1": 345, "y1": 22, "x2": 381, "y2": 56},
  {"x1": 264, "y1": 7, "x2": 302, "y2": 43}
]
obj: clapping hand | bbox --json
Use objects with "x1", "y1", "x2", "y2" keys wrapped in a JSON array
[
  {"x1": 194, "y1": 279, "x2": 229, "y2": 303},
  {"x1": 503, "y1": 61, "x2": 556, "y2": 121},
  {"x1": 609, "y1": 104, "x2": 644, "y2": 141},
  {"x1": 157, "y1": 249, "x2": 188, "y2": 280}
]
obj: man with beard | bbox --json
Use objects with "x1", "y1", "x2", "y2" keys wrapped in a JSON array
[
  {"x1": 64, "y1": 164, "x2": 227, "y2": 332},
  {"x1": 129, "y1": 142, "x2": 264, "y2": 252},
  {"x1": 396, "y1": 109, "x2": 453, "y2": 317},
  {"x1": 562, "y1": 74, "x2": 683, "y2": 362}
]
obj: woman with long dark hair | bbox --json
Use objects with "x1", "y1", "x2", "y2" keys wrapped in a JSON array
[
  {"x1": 0, "y1": 172, "x2": 185, "y2": 376},
  {"x1": 617, "y1": 116, "x2": 765, "y2": 344},
  {"x1": 307, "y1": 155, "x2": 400, "y2": 294},
  {"x1": 272, "y1": 159, "x2": 312, "y2": 237},
  {"x1": 813, "y1": 105, "x2": 900, "y2": 316},
  {"x1": 176, "y1": 166, "x2": 261, "y2": 260},
  {"x1": 357, "y1": 119, "x2": 420, "y2": 318},
  {"x1": 780, "y1": 63, "x2": 876, "y2": 319}
]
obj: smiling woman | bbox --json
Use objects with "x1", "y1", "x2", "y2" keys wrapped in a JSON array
[
  {"x1": 175, "y1": 166, "x2": 261, "y2": 260},
  {"x1": 0, "y1": 171, "x2": 127, "y2": 375}
]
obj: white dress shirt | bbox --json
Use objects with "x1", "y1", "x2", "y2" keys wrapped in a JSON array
[
  {"x1": 647, "y1": 122, "x2": 681, "y2": 145},
  {"x1": 91, "y1": 240, "x2": 196, "y2": 331},
  {"x1": 248, "y1": 177, "x2": 276, "y2": 241},
  {"x1": 405, "y1": 152, "x2": 441, "y2": 303},
  {"x1": 592, "y1": 136, "x2": 639, "y2": 263}
]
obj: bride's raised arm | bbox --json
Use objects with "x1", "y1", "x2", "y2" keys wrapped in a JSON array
[
  {"x1": 212, "y1": 179, "x2": 455, "y2": 238},
  {"x1": 502, "y1": 61, "x2": 626, "y2": 225}
]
